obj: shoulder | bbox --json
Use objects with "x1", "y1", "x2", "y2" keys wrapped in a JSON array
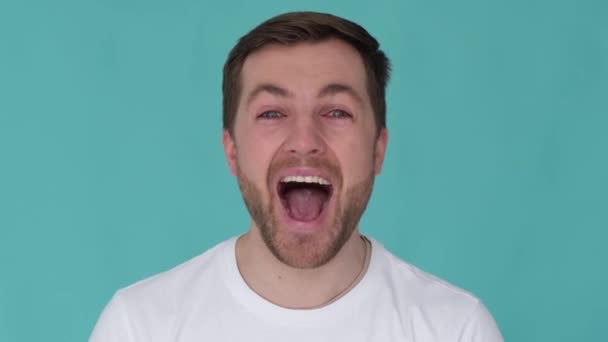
[
  {"x1": 117, "y1": 238, "x2": 233, "y2": 309},
  {"x1": 369, "y1": 238, "x2": 503, "y2": 341},
  {"x1": 371, "y1": 238, "x2": 479, "y2": 308},
  {"x1": 90, "y1": 238, "x2": 235, "y2": 342}
]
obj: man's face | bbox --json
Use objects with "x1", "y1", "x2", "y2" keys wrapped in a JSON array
[{"x1": 223, "y1": 39, "x2": 387, "y2": 269}]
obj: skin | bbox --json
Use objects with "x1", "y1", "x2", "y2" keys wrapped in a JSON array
[{"x1": 222, "y1": 38, "x2": 388, "y2": 309}]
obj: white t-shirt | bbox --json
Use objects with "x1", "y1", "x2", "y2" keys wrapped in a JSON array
[{"x1": 90, "y1": 237, "x2": 503, "y2": 341}]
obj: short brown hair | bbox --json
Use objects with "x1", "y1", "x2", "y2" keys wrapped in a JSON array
[{"x1": 222, "y1": 11, "x2": 391, "y2": 136}]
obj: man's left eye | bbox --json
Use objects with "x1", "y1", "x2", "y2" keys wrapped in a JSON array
[{"x1": 326, "y1": 109, "x2": 352, "y2": 118}]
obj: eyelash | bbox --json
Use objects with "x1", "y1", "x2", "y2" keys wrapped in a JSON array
[
  {"x1": 257, "y1": 109, "x2": 352, "y2": 120},
  {"x1": 325, "y1": 109, "x2": 352, "y2": 119},
  {"x1": 258, "y1": 110, "x2": 283, "y2": 119}
]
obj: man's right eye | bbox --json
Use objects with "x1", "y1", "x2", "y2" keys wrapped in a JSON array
[{"x1": 258, "y1": 111, "x2": 283, "y2": 119}]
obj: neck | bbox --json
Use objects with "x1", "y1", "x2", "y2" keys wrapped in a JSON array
[{"x1": 235, "y1": 224, "x2": 369, "y2": 309}]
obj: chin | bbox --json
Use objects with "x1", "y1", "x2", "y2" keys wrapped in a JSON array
[{"x1": 261, "y1": 204, "x2": 356, "y2": 269}]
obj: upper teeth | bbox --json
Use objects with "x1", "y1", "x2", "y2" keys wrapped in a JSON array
[{"x1": 281, "y1": 175, "x2": 330, "y2": 185}]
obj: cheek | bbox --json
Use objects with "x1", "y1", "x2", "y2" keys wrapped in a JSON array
[
  {"x1": 236, "y1": 134, "x2": 279, "y2": 184},
  {"x1": 332, "y1": 135, "x2": 376, "y2": 183}
]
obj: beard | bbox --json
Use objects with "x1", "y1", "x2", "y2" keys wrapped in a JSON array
[{"x1": 236, "y1": 156, "x2": 375, "y2": 269}]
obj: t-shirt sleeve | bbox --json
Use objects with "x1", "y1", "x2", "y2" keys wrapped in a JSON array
[
  {"x1": 457, "y1": 301, "x2": 504, "y2": 342},
  {"x1": 89, "y1": 292, "x2": 135, "y2": 342}
]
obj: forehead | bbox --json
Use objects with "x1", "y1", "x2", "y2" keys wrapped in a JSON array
[{"x1": 239, "y1": 39, "x2": 369, "y2": 101}]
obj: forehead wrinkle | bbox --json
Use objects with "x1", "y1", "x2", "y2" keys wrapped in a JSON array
[
  {"x1": 246, "y1": 83, "x2": 292, "y2": 107},
  {"x1": 318, "y1": 83, "x2": 365, "y2": 107}
]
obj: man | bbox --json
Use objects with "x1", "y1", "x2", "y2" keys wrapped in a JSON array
[{"x1": 91, "y1": 11, "x2": 503, "y2": 341}]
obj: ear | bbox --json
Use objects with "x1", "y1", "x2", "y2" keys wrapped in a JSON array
[
  {"x1": 222, "y1": 129, "x2": 238, "y2": 176},
  {"x1": 374, "y1": 128, "x2": 388, "y2": 175}
]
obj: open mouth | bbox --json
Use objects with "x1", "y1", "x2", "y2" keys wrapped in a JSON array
[{"x1": 277, "y1": 176, "x2": 333, "y2": 222}]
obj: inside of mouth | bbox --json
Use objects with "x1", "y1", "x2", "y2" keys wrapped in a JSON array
[{"x1": 278, "y1": 181, "x2": 332, "y2": 222}]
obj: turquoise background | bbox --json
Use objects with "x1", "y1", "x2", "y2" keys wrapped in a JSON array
[{"x1": 1, "y1": 0, "x2": 606, "y2": 340}]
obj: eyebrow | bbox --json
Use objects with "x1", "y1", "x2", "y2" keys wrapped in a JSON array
[
  {"x1": 318, "y1": 83, "x2": 364, "y2": 106},
  {"x1": 246, "y1": 84, "x2": 292, "y2": 106},
  {"x1": 245, "y1": 82, "x2": 364, "y2": 106}
]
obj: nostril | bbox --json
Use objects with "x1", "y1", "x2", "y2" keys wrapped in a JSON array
[{"x1": 289, "y1": 148, "x2": 320, "y2": 155}]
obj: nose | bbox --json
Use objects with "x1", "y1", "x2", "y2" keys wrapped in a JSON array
[{"x1": 282, "y1": 116, "x2": 326, "y2": 156}]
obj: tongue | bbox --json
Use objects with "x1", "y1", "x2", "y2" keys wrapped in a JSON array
[{"x1": 284, "y1": 188, "x2": 326, "y2": 221}]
